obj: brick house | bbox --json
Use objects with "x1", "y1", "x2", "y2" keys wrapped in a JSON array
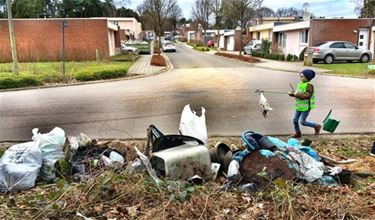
[
  {"x1": 0, "y1": 17, "x2": 141, "y2": 63},
  {"x1": 271, "y1": 18, "x2": 375, "y2": 57}
]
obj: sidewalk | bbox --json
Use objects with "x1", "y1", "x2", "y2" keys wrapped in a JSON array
[{"x1": 127, "y1": 55, "x2": 166, "y2": 75}]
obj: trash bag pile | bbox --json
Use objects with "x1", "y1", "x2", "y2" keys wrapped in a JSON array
[
  {"x1": 0, "y1": 104, "x2": 352, "y2": 194},
  {"x1": 0, "y1": 128, "x2": 125, "y2": 193}
]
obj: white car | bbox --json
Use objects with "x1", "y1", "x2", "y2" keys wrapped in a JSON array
[
  {"x1": 162, "y1": 42, "x2": 176, "y2": 52},
  {"x1": 121, "y1": 44, "x2": 137, "y2": 53},
  {"x1": 244, "y1": 40, "x2": 262, "y2": 55}
]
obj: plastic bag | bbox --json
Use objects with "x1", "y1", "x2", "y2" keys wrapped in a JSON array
[
  {"x1": 32, "y1": 127, "x2": 66, "y2": 181},
  {"x1": 0, "y1": 142, "x2": 42, "y2": 192},
  {"x1": 179, "y1": 104, "x2": 208, "y2": 145},
  {"x1": 259, "y1": 93, "x2": 273, "y2": 118}
]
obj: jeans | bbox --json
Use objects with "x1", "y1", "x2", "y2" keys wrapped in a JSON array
[{"x1": 293, "y1": 110, "x2": 317, "y2": 133}]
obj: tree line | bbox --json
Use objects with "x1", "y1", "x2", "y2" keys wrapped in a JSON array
[{"x1": 0, "y1": 0, "x2": 139, "y2": 20}]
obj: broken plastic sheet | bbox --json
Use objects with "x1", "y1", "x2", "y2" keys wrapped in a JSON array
[
  {"x1": 0, "y1": 142, "x2": 43, "y2": 192},
  {"x1": 258, "y1": 92, "x2": 273, "y2": 118},
  {"x1": 135, "y1": 147, "x2": 161, "y2": 186},
  {"x1": 179, "y1": 104, "x2": 208, "y2": 145}
]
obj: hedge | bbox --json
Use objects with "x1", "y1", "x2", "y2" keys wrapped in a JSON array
[
  {"x1": 75, "y1": 65, "x2": 129, "y2": 81},
  {"x1": 0, "y1": 75, "x2": 42, "y2": 89}
]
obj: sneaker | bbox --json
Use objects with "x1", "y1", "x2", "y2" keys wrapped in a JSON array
[
  {"x1": 314, "y1": 124, "x2": 322, "y2": 135},
  {"x1": 370, "y1": 141, "x2": 375, "y2": 157},
  {"x1": 290, "y1": 132, "x2": 302, "y2": 138}
]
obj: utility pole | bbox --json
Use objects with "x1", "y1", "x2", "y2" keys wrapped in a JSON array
[{"x1": 6, "y1": 0, "x2": 19, "y2": 74}]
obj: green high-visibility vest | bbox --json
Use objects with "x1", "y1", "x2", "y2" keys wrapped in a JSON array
[{"x1": 295, "y1": 82, "x2": 315, "y2": 111}]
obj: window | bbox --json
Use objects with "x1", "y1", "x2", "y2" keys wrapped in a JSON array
[
  {"x1": 360, "y1": 35, "x2": 364, "y2": 39},
  {"x1": 278, "y1": 33, "x2": 286, "y2": 47},
  {"x1": 329, "y1": 42, "x2": 344, "y2": 48},
  {"x1": 300, "y1": 30, "x2": 308, "y2": 43},
  {"x1": 344, "y1": 42, "x2": 356, "y2": 49}
]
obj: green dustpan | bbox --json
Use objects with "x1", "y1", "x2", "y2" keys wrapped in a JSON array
[{"x1": 323, "y1": 109, "x2": 340, "y2": 133}]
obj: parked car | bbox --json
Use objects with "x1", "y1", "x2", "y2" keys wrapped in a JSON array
[
  {"x1": 306, "y1": 41, "x2": 372, "y2": 64},
  {"x1": 121, "y1": 44, "x2": 137, "y2": 54},
  {"x1": 207, "y1": 39, "x2": 215, "y2": 47},
  {"x1": 162, "y1": 42, "x2": 176, "y2": 52},
  {"x1": 244, "y1": 40, "x2": 262, "y2": 54}
]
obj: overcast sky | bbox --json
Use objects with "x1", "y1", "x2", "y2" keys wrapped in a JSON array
[{"x1": 128, "y1": 0, "x2": 359, "y2": 19}]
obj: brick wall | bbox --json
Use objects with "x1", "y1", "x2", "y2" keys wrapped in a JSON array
[
  {"x1": 309, "y1": 19, "x2": 375, "y2": 47},
  {"x1": 0, "y1": 19, "x2": 110, "y2": 62}
]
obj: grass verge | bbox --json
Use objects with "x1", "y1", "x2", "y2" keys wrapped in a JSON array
[
  {"x1": 313, "y1": 62, "x2": 375, "y2": 78},
  {"x1": 0, "y1": 61, "x2": 133, "y2": 90}
]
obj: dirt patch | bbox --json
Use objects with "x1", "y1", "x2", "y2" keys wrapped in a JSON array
[
  {"x1": 215, "y1": 52, "x2": 260, "y2": 63},
  {"x1": 151, "y1": 54, "x2": 166, "y2": 66}
]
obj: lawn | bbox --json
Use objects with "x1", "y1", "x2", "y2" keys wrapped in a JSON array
[
  {"x1": 313, "y1": 62, "x2": 375, "y2": 77},
  {"x1": 0, "y1": 61, "x2": 133, "y2": 90}
]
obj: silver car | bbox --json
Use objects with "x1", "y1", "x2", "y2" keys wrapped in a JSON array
[
  {"x1": 244, "y1": 40, "x2": 262, "y2": 55},
  {"x1": 306, "y1": 41, "x2": 372, "y2": 64}
]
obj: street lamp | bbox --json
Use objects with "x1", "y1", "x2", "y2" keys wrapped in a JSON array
[{"x1": 62, "y1": 20, "x2": 67, "y2": 77}]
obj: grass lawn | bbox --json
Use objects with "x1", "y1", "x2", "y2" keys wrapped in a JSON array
[
  {"x1": 313, "y1": 62, "x2": 375, "y2": 77},
  {"x1": 0, "y1": 61, "x2": 133, "y2": 90}
]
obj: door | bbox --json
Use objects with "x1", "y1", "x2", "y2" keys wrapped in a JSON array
[
  {"x1": 344, "y1": 42, "x2": 361, "y2": 60},
  {"x1": 329, "y1": 42, "x2": 346, "y2": 60},
  {"x1": 358, "y1": 28, "x2": 369, "y2": 49}
]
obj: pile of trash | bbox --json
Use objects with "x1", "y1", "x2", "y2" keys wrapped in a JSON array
[
  {"x1": 0, "y1": 104, "x2": 354, "y2": 194},
  {"x1": 0, "y1": 128, "x2": 126, "y2": 193}
]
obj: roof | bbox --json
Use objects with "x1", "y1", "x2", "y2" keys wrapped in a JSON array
[{"x1": 273, "y1": 21, "x2": 310, "y2": 32}]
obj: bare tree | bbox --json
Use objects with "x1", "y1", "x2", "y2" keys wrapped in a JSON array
[
  {"x1": 138, "y1": 0, "x2": 177, "y2": 54},
  {"x1": 258, "y1": 6, "x2": 274, "y2": 17},
  {"x1": 168, "y1": 4, "x2": 182, "y2": 34},
  {"x1": 223, "y1": 0, "x2": 263, "y2": 55},
  {"x1": 211, "y1": 0, "x2": 223, "y2": 47},
  {"x1": 359, "y1": 0, "x2": 375, "y2": 18},
  {"x1": 275, "y1": 7, "x2": 301, "y2": 17},
  {"x1": 192, "y1": 0, "x2": 211, "y2": 46}
]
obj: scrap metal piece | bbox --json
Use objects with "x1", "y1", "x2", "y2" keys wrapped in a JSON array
[{"x1": 150, "y1": 143, "x2": 211, "y2": 181}]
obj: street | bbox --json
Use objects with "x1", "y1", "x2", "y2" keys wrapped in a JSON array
[{"x1": 1, "y1": 42, "x2": 374, "y2": 141}]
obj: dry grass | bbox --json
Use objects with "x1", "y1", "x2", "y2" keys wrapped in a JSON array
[{"x1": 0, "y1": 134, "x2": 374, "y2": 219}]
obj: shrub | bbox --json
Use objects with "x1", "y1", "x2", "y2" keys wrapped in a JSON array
[
  {"x1": 195, "y1": 46, "x2": 209, "y2": 52},
  {"x1": 279, "y1": 54, "x2": 285, "y2": 61},
  {"x1": 299, "y1": 47, "x2": 307, "y2": 61},
  {"x1": 75, "y1": 65, "x2": 128, "y2": 81},
  {"x1": 286, "y1": 54, "x2": 293, "y2": 61},
  {"x1": 261, "y1": 39, "x2": 272, "y2": 54},
  {"x1": 0, "y1": 75, "x2": 41, "y2": 89},
  {"x1": 293, "y1": 55, "x2": 299, "y2": 61}
]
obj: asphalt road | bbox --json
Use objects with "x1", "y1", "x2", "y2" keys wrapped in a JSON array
[{"x1": 1, "y1": 43, "x2": 374, "y2": 141}]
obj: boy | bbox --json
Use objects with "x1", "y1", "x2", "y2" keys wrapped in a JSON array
[{"x1": 288, "y1": 69, "x2": 321, "y2": 138}]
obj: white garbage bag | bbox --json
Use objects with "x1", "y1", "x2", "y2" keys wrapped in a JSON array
[
  {"x1": 259, "y1": 92, "x2": 273, "y2": 118},
  {"x1": 179, "y1": 104, "x2": 208, "y2": 145},
  {"x1": 32, "y1": 127, "x2": 66, "y2": 181},
  {"x1": 0, "y1": 142, "x2": 42, "y2": 192}
]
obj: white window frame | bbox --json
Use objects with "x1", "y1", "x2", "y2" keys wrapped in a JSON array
[
  {"x1": 278, "y1": 33, "x2": 286, "y2": 48},
  {"x1": 300, "y1": 30, "x2": 308, "y2": 44}
]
